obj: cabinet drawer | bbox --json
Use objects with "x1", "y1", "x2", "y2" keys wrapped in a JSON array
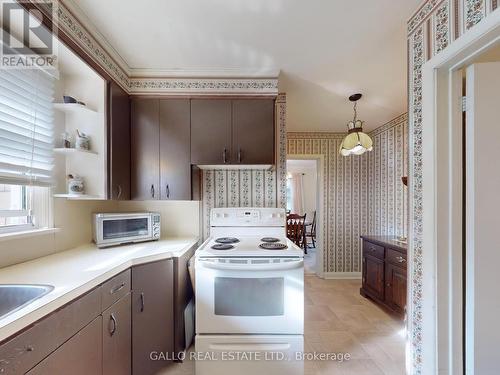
[
  {"x1": 0, "y1": 288, "x2": 101, "y2": 375},
  {"x1": 363, "y1": 241, "x2": 384, "y2": 259},
  {"x1": 386, "y1": 249, "x2": 407, "y2": 269},
  {"x1": 101, "y1": 269, "x2": 131, "y2": 311}
]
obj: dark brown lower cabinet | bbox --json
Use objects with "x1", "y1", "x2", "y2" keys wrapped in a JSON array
[
  {"x1": 26, "y1": 317, "x2": 103, "y2": 375},
  {"x1": 362, "y1": 254, "x2": 385, "y2": 300},
  {"x1": 132, "y1": 260, "x2": 175, "y2": 375},
  {"x1": 360, "y1": 236, "x2": 407, "y2": 317},
  {"x1": 0, "y1": 260, "x2": 181, "y2": 375},
  {"x1": 103, "y1": 293, "x2": 132, "y2": 375},
  {"x1": 385, "y1": 263, "x2": 407, "y2": 314}
]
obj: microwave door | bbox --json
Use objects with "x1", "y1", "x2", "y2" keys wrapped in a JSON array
[{"x1": 100, "y1": 216, "x2": 152, "y2": 245}]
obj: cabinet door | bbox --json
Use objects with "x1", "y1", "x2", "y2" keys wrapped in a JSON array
[
  {"x1": 362, "y1": 255, "x2": 385, "y2": 300},
  {"x1": 132, "y1": 260, "x2": 174, "y2": 375},
  {"x1": 103, "y1": 293, "x2": 131, "y2": 375},
  {"x1": 26, "y1": 317, "x2": 102, "y2": 375},
  {"x1": 190, "y1": 99, "x2": 231, "y2": 165},
  {"x1": 108, "y1": 82, "x2": 131, "y2": 200},
  {"x1": 159, "y1": 99, "x2": 191, "y2": 200},
  {"x1": 385, "y1": 263, "x2": 407, "y2": 314},
  {"x1": 232, "y1": 99, "x2": 275, "y2": 164},
  {"x1": 131, "y1": 99, "x2": 160, "y2": 200}
]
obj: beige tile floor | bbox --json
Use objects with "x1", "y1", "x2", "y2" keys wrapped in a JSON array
[{"x1": 157, "y1": 277, "x2": 406, "y2": 375}]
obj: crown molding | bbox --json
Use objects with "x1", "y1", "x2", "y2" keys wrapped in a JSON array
[
  {"x1": 127, "y1": 68, "x2": 280, "y2": 79},
  {"x1": 59, "y1": 0, "x2": 279, "y2": 95}
]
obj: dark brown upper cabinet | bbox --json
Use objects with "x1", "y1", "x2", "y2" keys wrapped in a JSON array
[
  {"x1": 190, "y1": 99, "x2": 232, "y2": 165},
  {"x1": 131, "y1": 99, "x2": 160, "y2": 200},
  {"x1": 190, "y1": 98, "x2": 275, "y2": 165},
  {"x1": 160, "y1": 99, "x2": 191, "y2": 200},
  {"x1": 232, "y1": 99, "x2": 275, "y2": 164},
  {"x1": 107, "y1": 82, "x2": 131, "y2": 200}
]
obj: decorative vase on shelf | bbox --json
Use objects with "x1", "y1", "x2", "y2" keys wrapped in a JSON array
[
  {"x1": 75, "y1": 129, "x2": 90, "y2": 151},
  {"x1": 67, "y1": 174, "x2": 84, "y2": 195}
]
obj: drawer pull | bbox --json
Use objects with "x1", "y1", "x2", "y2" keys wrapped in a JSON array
[
  {"x1": 110, "y1": 282, "x2": 125, "y2": 295},
  {"x1": 109, "y1": 314, "x2": 117, "y2": 336},
  {"x1": 395, "y1": 256, "x2": 406, "y2": 263}
]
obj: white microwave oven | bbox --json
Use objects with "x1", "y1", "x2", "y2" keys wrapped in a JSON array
[{"x1": 92, "y1": 212, "x2": 160, "y2": 248}]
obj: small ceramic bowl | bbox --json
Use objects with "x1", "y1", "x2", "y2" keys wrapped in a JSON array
[{"x1": 63, "y1": 95, "x2": 77, "y2": 104}]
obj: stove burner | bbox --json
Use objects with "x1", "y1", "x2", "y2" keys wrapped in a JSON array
[
  {"x1": 211, "y1": 244, "x2": 235, "y2": 250},
  {"x1": 261, "y1": 237, "x2": 280, "y2": 243},
  {"x1": 259, "y1": 243, "x2": 288, "y2": 250},
  {"x1": 215, "y1": 237, "x2": 240, "y2": 244}
]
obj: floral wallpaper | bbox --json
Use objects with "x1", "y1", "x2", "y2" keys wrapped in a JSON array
[
  {"x1": 287, "y1": 113, "x2": 408, "y2": 275},
  {"x1": 367, "y1": 114, "x2": 409, "y2": 238}
]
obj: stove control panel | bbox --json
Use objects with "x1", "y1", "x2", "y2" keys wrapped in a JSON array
[{"x1": 211, "y1": 208, "x2": 286, "y2": 227}]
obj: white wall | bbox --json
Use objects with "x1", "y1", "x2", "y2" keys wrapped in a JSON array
[
  {"x1": 0, "y1": 200, "x2": 201, "y2": 268},
  {"x1": 287, "y1": 160, "x2": 317, "y2": 219}
]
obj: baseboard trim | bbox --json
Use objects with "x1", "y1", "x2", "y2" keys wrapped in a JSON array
[{"x1": 322, "y1": 272, "x2": 362, "y2": 280}]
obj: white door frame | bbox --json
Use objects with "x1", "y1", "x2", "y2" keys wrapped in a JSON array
[
  {"x1": 419, "y1": 10, "x2": 500, "y2": 375},
  {"x1": 286, "y1": 154, "x2": 325, "y2": 277}
]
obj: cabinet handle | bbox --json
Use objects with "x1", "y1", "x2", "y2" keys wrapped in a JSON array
[
  {"x1": 386, "y1": 283, "x2": 391, "y2": 287},
  {"x1": 223, "y1": 148, "x2": 228, "y2": 164},
  {"x1": 109, "y1": 313, "x2": 117, "y2": 336},
  {"x1": 110, "y1": 282, "x2": 125, "y2": 295},
  {"x1": 116, "y1": 184, "x2": 122, "y2": 199},
  {"x1": 396, "y1": 256, "x2": 406, "y2": 263},
  {"x1": 140, "y1": 292, "x2": 145, "y2": 312},
  {"x1": 150, "y1": 184, "x2": 155, "y2": 198},
  {"x1": 238, "y1": 148, "x2": 242, "y2": 163},
  {"x1": 166, "y1": 184, "x2": 170, "y2": 199}
]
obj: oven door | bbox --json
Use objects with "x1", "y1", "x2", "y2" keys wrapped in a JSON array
[
  {"x1": 96, "y1": 214, "x2": 153, "y2": 246},
  {"x1": 195, "y1": 258, "x2": 304, "y2": 335}
]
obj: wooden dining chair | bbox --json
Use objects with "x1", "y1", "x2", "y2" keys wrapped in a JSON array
[
  {"x1": 286, "y1": 213, "x2": 307, "y2": 253},
  {"x1": 305, "y1": 211, "x2": 317, "y2": 248}
]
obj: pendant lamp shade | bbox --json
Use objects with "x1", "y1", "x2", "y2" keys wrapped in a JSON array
[{"x1": 339, "y1": 94, "x2": 373, "y2": 156}]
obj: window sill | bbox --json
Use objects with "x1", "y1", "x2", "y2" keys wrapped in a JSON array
[{"x1": 0, "y1": 228, "x2": 60, "y2": 242}]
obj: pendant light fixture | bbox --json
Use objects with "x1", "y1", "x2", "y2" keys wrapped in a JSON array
[{"x1": 339, "y1": 93, "x2": 373, "y2": 156}]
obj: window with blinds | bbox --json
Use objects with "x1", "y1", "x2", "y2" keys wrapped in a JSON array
[{"x1": 0, "y1": 69, "x2": 55, "y2": 186}]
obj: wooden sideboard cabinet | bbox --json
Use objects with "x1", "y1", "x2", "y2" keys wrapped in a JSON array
[{"x1": 360, "y1": 235, "x2": 407, "y2": 316}]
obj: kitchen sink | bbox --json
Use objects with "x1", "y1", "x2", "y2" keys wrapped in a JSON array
[{"x1": 0, "y1": 284, "x2": 54, "y2": 320}]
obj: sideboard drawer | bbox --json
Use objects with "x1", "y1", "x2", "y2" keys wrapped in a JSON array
[
  {"x1": 386, "y1": 248, "x2": 407, "y2": 269},
  {"x1": 363, "y1": 241, "x2": 384, "y2": 259}
]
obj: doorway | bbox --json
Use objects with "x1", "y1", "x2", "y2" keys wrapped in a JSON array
[
  {"x1": 420, "y1": 13, "x2": 500, "y2": 374},
  {"x1": 286, "y1": 158, "x2": 322, "y2": 275}
]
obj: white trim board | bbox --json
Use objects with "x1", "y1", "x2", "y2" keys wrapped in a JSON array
[{"x1": 322, "y1": 272, "x2": 362, "y2": 280}]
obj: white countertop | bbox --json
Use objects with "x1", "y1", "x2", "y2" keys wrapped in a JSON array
[{"x1": 0, "y1": 237, "x2": 199, "y2": 342}]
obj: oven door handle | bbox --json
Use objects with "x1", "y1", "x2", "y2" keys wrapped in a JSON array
[{"x1": 198, "y1": 259, "x2": 303, "y2": 271}]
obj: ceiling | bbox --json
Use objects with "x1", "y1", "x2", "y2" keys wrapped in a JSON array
[{"x1": 68, "y1": 0, "x2": 421, "y2": 132}]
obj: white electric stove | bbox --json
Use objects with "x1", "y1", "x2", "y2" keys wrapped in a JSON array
[{"x1": 195, "y1": 208, "x2": 304, "y2": 375}]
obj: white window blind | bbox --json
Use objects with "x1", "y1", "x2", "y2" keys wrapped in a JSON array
[{"x1": 0, "y1": 68, "x2": 54, "y2": 186}]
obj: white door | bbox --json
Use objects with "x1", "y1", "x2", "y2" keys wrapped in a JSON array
[{"x1": 465, "y1": 62, "x2": 500, "y2": 375}]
